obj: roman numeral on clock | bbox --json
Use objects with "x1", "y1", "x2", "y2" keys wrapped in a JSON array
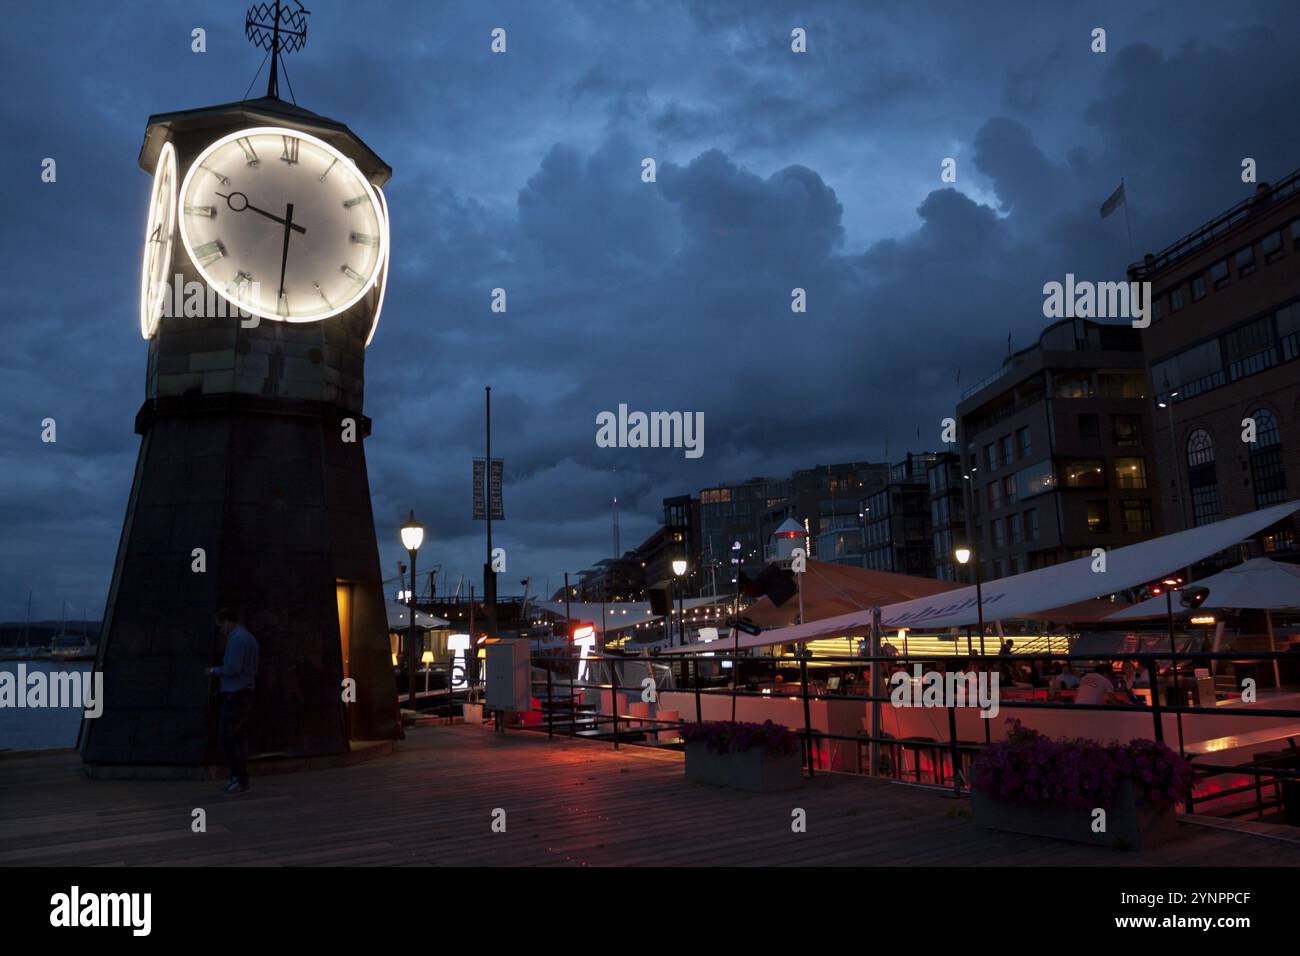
[
  {"x1": 227, "y1": 271, "x2": 254, "y2": 299},
  {"x1": 193, "y1": 240, "x2": 227, "y2": 267},
  {"x1": 280, "y1": 136, "x2": 299, "y2": 165},
  {"x1": 237, "y1": 137, "x2": 259, "y2": 166},
  {"x1": 200, "y1": 164, "x2": 231, "y2": 186}
]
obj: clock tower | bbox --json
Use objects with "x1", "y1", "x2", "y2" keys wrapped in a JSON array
[{"x1": 82, "y1": 5, "x2": 401, "y2": 768}]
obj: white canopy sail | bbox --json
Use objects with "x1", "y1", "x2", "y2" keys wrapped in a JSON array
[{"x1": 662, "y1": 500, "x2": 1300, "y2": 654}]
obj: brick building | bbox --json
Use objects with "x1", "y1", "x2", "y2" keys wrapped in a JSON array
[{"x1": 1130, "y1": 173, "x2": 1300, "y2": 555}]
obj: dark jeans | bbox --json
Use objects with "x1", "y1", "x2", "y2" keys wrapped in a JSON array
[{"x1": 218, "y1": 690, "x2": 255, "y2": 786}]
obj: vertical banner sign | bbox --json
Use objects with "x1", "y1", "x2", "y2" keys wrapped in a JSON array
[
  {"x1": 472, "y1": 458, "x2": 486, "y2": 519},
  {"x1": 489, "y1": 458, "x2": 505, "y2": 520},
  {"x1": 473, "y1": 458, "x2": 504, "y2": 520}
]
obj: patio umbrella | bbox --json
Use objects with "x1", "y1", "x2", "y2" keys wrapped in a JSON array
[
  {"x1": 1105, "y1": 557, "x2": 1300, "y2": 687},
  {"x1": 1104, "y1": 558, "x2": 1300, "y2": 619}
]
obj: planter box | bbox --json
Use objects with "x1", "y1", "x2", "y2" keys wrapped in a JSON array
[
  {"x1": 972, "y1": 778, "x2": 1179, "y2": 850},
  {"x1": 684, "y1": 741, "x2": 803, "y2": 793}
]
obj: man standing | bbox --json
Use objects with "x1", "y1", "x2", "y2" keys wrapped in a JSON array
[{"x1": 207, "y1": 608, "x2": 260, "y2": 794}]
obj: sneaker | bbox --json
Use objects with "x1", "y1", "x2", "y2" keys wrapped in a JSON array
[{"x1": 220, "y1": 780, "x2": 242, "y2": 794}]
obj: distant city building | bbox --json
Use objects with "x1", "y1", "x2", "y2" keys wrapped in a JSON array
[
  {"x1": 926, "y1": 452, "x2": 965, "y2": 581},
  {"x1": 1130, "y1": 173, "x2": 1300, "y2": 555},
  {"x1": 956, "y1": 318, "x2": 1162, "y2": 582},
  {"x1": 697, "y1": 476, "x2": 791, "y2": 584},
  {"x1": 861, "y1": 453, "x2": 941, "y2": 575},
  {"x1": 573, "y1": 554, "x2": 645, "y2": 603},
  {"x1": 769, "y1": 462, "x2": 890, "y2": 567}
]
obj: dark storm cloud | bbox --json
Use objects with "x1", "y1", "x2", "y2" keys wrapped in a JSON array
[{"x1": 3, "y1": 1, "x2": 1300, "y2": 618}]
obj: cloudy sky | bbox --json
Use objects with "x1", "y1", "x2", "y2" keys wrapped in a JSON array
[{"x1": 3, "y1": 0, "x2": 1300, "y2": 620}]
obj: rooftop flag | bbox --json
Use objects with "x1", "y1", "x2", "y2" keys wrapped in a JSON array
[{"x1": 1100, "y1": 180, "x2": 1126, "y2": 219}]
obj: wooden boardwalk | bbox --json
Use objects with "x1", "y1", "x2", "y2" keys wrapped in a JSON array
[{"x1": 2, "y1": 724, "x2": 1299, "y2": 866}]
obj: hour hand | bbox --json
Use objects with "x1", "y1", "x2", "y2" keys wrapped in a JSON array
[{"x1": 216, "y1": 191, "x2": 306, "y2": 234}]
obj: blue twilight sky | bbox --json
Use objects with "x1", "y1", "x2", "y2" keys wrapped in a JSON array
[{"x1": 2, "y1": 0, "x2": 1300, "y2": 619}]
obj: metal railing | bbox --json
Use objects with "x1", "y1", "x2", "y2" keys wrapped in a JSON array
[{"x1": 496, "y1": 647, "x2": 1300, "y2": 821}]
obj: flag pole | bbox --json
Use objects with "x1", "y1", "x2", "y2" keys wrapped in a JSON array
[{"x1": 1120, "y1": 177, "x2": 1135, "y2": 265}]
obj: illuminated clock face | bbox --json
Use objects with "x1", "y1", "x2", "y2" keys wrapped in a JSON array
[
  {"x1": 177, "y1": 126, "x2": 386, "y2": 323},
  {"x1": 139, "y1": 141, "x2": 178, "y2": 338}
]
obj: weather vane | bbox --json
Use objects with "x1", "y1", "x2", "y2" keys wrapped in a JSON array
[{"x1": 245, "y1": 0, "x2": 310, "y2": 101}]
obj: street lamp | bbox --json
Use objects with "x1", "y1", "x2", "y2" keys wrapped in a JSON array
[
  {"x1": 954, "y1": 545, "x2": 985, "y2": 656},
  {"x1": 1157, "y1": 390, "x2": 1185, "y2": 532},
  {"x1": 400, "y1": 510, "x2": 424, "y2": 710},
  {"x1": 672, "y1": 558, "x2": 688, "y2": 645}
]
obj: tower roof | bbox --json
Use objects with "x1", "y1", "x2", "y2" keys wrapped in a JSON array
[{"x1": 139, "y1": 96, "x2": 391, "y2": 186}]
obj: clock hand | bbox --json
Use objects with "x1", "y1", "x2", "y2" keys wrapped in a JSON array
[
  {"x1": 278, "y1": 202, "x2": 295, "y2": 301},
  {"x1": 216, "y1": 191, "x2": 306, "y2": 234}
]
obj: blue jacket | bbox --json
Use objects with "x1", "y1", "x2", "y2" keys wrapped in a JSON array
[{"x1": 212, "y1": 625, "x2": 259, "y2": 693}]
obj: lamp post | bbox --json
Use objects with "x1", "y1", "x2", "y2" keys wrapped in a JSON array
[
  {"x1": 730, "y1": 540, "x2": 742, "y2": 719},
  {"x1": 421, "y1": 650, "x2": 435, "y2": 694},
  {"x1": 1161, "y1": 577, "x2": 1189, "y2": 755},
  {"x1": 1156, "y1": 391, "x2": 1184, "y2": 531},
  {"x1": 400, "y1": 510, "x2": 425, "y2": 711},
  {"x1": 954, "y1": 546, "x2": 985, "y2": 656},
  {"x1": 672, "y1": 558, "x2": 688, "y2": 645}
]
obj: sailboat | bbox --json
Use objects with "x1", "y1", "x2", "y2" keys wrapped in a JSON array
[
  {"x1": 9, "y1": 591, "x2": 40, "y2": 660},
  {"x1": 49, "y1": 601, "x2": 95, "y2": 661}
]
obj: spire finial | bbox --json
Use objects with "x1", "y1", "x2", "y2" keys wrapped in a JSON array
[{"x1": 245, "y1": 1, "x2": 310, "y2": 101}]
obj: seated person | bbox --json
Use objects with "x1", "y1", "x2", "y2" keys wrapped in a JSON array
[
  {"x1": 1053, "y1": 663, "x2": 1080, "y2": 690},
  {"x1": 1074, "y1": 663, "x2": 1119, "y2": 705}
]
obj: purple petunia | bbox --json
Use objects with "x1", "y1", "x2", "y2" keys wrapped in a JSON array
[
  {"x1": 681, "y1": 719, "x2": 801, "y2": 756},
  {"x1": 972, "y1": 719, "x2": 1196, "y2": 809}
]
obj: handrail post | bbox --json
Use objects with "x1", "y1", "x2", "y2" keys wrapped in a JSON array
[
  {"x1": 546, "y1": 662, "x2": 554, "y2": 740},
  {"x1": 693, "y1": 657, "x2": 703, "y2": 723},
  {"x1": 947, "y1": 703, "x2": 961, "y2": 795},
  {"x1": 568, "y1": 653, "x2": 576, "y2": 738},
  {"x1": 799, "y1": 655, "x2": 815, "y2": 779},
  {"x1": 1145, "y1": 655, "x2": 1165, "y2": 744},
  {"x1": 609, "y1": 655, "x2": 620, "y2": 750}
]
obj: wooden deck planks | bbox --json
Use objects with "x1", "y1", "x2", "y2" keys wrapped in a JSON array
[{"x1": 1, "y1": 723, "x2": 1298, "y2": 866}]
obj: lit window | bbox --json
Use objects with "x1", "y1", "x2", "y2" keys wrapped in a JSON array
[
  {"x1": 1122, "y1": 500, "x2": 1153, "y2": 533},
  {"x1": 1114, "y1": 457, "x2": 1147, "y2": 489},
  {"x1": 1061, "y1": 459, "x2": 1106, "y2": 489}
]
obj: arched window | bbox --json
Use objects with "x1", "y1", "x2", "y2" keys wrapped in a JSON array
[
  {"x1": 1186, "y1": 429, "x2": 1215, "y2": 467},
  {"x1": 1249, "y1": 407, "x2": 1282, "y2": 447},
  {"x1": 1248, "y1": 408, "x2": 1287, "y2": 507},
  {"x1": 1185, "y1": 428, "x2": 1221, "y2": 526}
]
